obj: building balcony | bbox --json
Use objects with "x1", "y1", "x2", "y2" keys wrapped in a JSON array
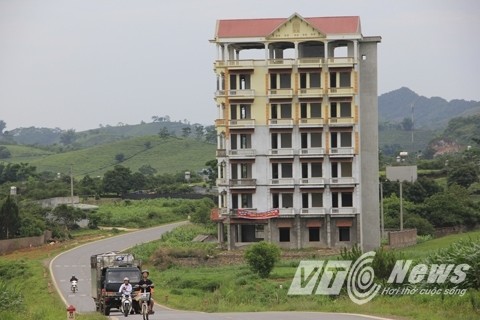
[
  {"x1": 330, "y1": 177, "x2": 356, "y2": 186},
  {"x1": 330, "y1": 207, "x2": 356, "y2": 215},
  {"x1": 215, "y1": 119, "x2": 227, "y2": 128},
  {"x1": 227, "y1": 89, "x2": 255, "y2": 99},
  {"x1": 329, "y1": 147, "x2": 354, "y2": 157},
  {"x1": 229, "y1": 148, "x2": 256, "y2": 158},
  {"x1": 328, "y1": 117, "x2": 355, "y2": 126},
  {"x1": 228, "y1": 119, "x2": 255, "y2": 128},
  {"x1": 216, "y1": 178, "x2": 228, "y2": 186},
  {"x1": 270, "y1": 178, "x2": 295, "y2": 186},
  {"x1": 298, "y1": 87, "x2": 324, "y2": 98},
  {"x1": 327, "y1": 87, "x2": 355, "y2": 97},
  {"x1": 299, "y1": 117, "x2": 325, "y2": 127},
  {"x1": 301, "y1": 207, "x2": 326, "y2": 215},
  {"x1": 278, "y1": 208, "x2": 295, "y2": 216},
  {"x1": 299, "y1": 177, "x2": 326, "y2": 186},
  {"x1": 216, "y1": 149, "x2": 227, "y2": 157},
  {"x1": 299, "y1": 147, "x2": 325, "y2": 157},
  {"x1": 326, "y1": 57, "x2": 355, "y2": 67},
  {"x1": 267, "y1": 88, "x2": 294, "y2": 99},
  {"x1": 214, "y1": 59, "x2": 259, "y2": 68},
  {"x1": 229, "y1": 178, "x2": 257, "y2": 188},
  {"x1": 298, "y1": 57, "x2": 324, "y2": 67},
  {"x1": 268, "y1": 118, "x2": 294, "y2": 128},
  {"x1": 269, "y1": 148, "x2": 295, "y2": 157},
  {"x1": 267, "y1": 59, "x2": 295, "y2": 68}
]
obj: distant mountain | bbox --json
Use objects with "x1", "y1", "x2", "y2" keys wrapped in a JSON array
[{"x1": 379, "y1": 87, "x2": 480, "y2": 130}]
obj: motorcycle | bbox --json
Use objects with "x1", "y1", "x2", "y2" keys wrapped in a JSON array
[
  {"x1": 120, "y1": 292, "x2": 133, "y2": 317},
  {"x1": 70, "y1": 280, "x2": 78, "y2": 293}
]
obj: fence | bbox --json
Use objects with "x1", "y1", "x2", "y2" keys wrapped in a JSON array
[{"x1": 0, "y1": 230, "x2": 52, "y2": 255}]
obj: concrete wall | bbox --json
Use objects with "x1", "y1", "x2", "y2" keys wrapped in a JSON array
[
  {"x1": 0, "y1": 230, "x2": 52, "y2": 255},
  {"x1": 37, "y1": 196, "x2": 79, "y2": 208},
  {"x1": 358, "y1": 37, "x2": 381, "y2": 252},
  {"x1": 388, "y1": 229, "x2": 417, "y2": 248}
]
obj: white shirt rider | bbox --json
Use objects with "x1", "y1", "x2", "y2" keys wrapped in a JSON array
[{"x1": 119, "y1": 278, "x2": 133, "y2": 296}]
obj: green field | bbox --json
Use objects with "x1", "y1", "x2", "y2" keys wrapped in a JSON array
[{"x1": 1, "y1": 135, "x2": 216, "y2": 178}]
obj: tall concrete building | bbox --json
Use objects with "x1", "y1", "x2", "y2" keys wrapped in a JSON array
[{"x1": 211, "y1": 13, "x2": 381, "y2": 251}]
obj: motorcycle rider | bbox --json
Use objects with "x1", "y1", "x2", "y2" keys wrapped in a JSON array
[
  {"x1": 70, "y1": 275, "x2": 78, "y2": 282},
  {"x1": 119, "y1": 277, "x2": 133, "y2": 314},
  {"x1": 136, "y1": 270, "x2": 155, "y2": 314}
]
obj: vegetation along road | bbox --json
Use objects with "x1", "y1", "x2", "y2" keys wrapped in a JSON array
[{"x1": 50, "y1": 222, "x2": 393, "y2": 320}]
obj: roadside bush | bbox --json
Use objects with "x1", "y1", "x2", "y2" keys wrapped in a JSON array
[{"x1": 244, "y1": 241, "x2": 280, "y2": 278}]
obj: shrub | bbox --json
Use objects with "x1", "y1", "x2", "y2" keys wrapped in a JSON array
[{"x1": 244, "y1": 242, "x2": 281, "y2": 278}]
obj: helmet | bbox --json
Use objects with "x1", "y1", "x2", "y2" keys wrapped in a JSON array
[
  {"x1": 141, "y1": 270, "x2": 149, "y2": 275},
  {"x1": 124, "y1": 277, "x2": 129, "y2": 281}
]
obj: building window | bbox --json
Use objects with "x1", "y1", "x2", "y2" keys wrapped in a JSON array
[
  {"x1": 270, "y1": 72, "x2": 292, "y2": 89},
  {"x1": 331, "y1": 132, "x2": 352, "y2": 148},
  {"x1": 272, "y1": 163, "x2": 293, "y2": 179},
  {"x1": 272, "y1": 193, "x2": 293, "y2": 208},
  {"x1": 301, "y1": 132, "x2": 322, "y2": 149},
  {"x1": 300, "y1": 102, "x2": 322, "y2": 118},
  {"x1": 331, "y1": 162, "x2": 353, "y2": 178},
  {"x1": 329, "y1": 71, "x2": 351, "y2": 88},
  {"x1": 339, "y1": 227, "x2": 350, "y2": 241},
  {"x1": 309, "y1": 227, "x2": 320, "y2": 242},
  {"x1": 279, "y1": 227, "x2": 290, "y2": 242},
  {"x1": 271, "y1": 132, "x2": 292, "y2": 149},
  {"x1": 300, "y1": 72, "x2": 321, "y2": 88},
  {"x1": 271, "y1": 103, "x2": 292, "y2": 119},
  {"x1": 302, "y1": 192, "x2": 323, "y2": 208},
  {"x1": 230, "y1": 73, "x2": 251, "y2": 90},
  {"x1": 230, "y1": 104, "x2": 251, "y2": 120},
  {"x1": 231, "y1": 133, "x2": 252, "y2": 150},
  {"x1": 232, "y1": 193, "x2": 252, "y2": 209},
  {"x1": 330, "y1": 101, "x2": 352, "y2": 118},
  {"x1": 332, "y1": 192, "x2": 353, "y2": 208}
]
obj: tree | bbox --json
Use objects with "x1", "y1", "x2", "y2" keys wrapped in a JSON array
[
  {"x1": 115, "y1": 153, "x2": 125, "y2": 163},
  {"x1": 244, "y1": 241, "x2": 281, "y2": 278},
  {"x1": 103, "y1": 165, "x2": 133, "y2": 196},
  {"x1": 194, "y1": 125, "x2": 204, "y2": 141},
  {"x1": 204, "y1": 125, "x2": 216, "y2": 144},
  {"x1": 181, "y1": 127, "x2": 191, "y2": 138},
  {"x1": 138, "y1": 164, "x2": 157, "y2": 177},
  {"x1": 401, "y1": 117, "x2": 413, "y2": 131},
  {"x1": 447, "y1": 164, "x2": 479, "y2": 188},
  {"x1": 0, "y1": 196, "x2": 20, "y2": 239},
  {"x1": 0, "y1": 120, "x2": 6, "y2": 134},
  {"x1": 59, "y1": 129, "x2": 76, "y2": 145},
  {"x1": 158, "y1": 127, "x2": 170, "y2": 139},
  {"x1": 51, "y1": 204, "x2": 84, "y2": 230},
  {"x1": 0, "y1": 146, "x2": 11, "y2": 159}
]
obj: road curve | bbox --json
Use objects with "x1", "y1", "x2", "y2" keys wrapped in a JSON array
[{"x1": 50, "y1": 221, "x2": 393, "y2": 320}]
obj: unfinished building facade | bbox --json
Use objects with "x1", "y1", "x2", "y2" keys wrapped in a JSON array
[{"x1": 210, "y1": 13, "x2": 381, "y2": 251}]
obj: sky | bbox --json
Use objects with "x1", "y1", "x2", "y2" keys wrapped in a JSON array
[{"x1": 0, "y1": 0, "x2": 479, "y2": 132}]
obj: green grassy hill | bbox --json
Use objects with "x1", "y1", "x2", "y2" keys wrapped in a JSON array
[
  {"x1": 379, "y1": 128, "x2": 438, "y2": 154},
  {"x1": 2, "y1": 136, "x2": 216, "y2": 178}
]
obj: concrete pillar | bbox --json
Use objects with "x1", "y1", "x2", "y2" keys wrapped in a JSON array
[
  {"x1": 326, "y1": 214, "x2": 331, "y2": 247},
  {"x1": 296, "y1": 215, "x2": 301, "y2": 249}
]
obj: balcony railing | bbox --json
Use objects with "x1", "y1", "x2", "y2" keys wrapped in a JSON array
[
  {"x1": 326, "y1": 57, "x2": 355, "y2": 67},
  {"x1": 298, "y1": 87, "x2": 323, "y2": 98},
  {"x1": 301, "y1": 207, "x2": 326, "y2": 215},
  {"x1": 270, "y1": 178, "x2": 295, "y2": 186},
  {"x1": 229, "y1": 148, "x2": 256, "y2": 158},
  {"x1": 215, "y1": 59, "x2": 259, "y2": 68},
  {"x1": 267, "y1": 88, "x2": 294, "y2": 98},
  {"x1": 330, "y1": 177, "x2": 356, "y2": 185},
  {"x1": 330, "y1": 207, "x2": 356, "y2": 215},
  {"x1": 298, "y1": 57, "x2": 324, "y2": 66},
  {"x1": 216, "y1": 178, "x2": 228, "y2": 186},
  {"x1": 299, "y1": 147, "x2": 325, "y2": 157},
  {"x1": 230, "y1": 179, "x2": 257, "y2": 188},
  {"x1": 328, "y1": 87, "x2": 354, "y2": 97},
  {"x1": 229, "y1": 119, "x2": 255, "y2": 128},
  {"x1": 215, "y1": 119, "x2": 227, "y2": 127},
  {"x1": 328, "y1": 117, "x2": 355, "y2": 126},
  {"x1": 330, "y1": 147, "x2": 354, "y2": 156},
  {"x1": 299, "y1": 177, "x2": 326, "y2": 186},
  {"x1": 278, "y1": 208, "x2": 295, "y2": 215},
  {"x1": 269, "y1": 148, "x2": 295, "y2": 156},
  {"x1": 299, "y1": 117, "x2": 325, "y2": 127},
  {"x1": 228, "y1": 89, "x2": 255, "y2": 99},
  {"x1": 216, "y1": 149, "x2": 226, "y2": 157},
  {"x1": 268, "y1": 118, "x2": 294, "y2": 128},
  {"x1": 267, "y1": 59, "x2": 295, "y2": 67}
]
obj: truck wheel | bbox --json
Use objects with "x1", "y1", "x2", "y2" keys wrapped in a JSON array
[{"x1": 103, "y1": 306, "x2": 110, "y2": 316}]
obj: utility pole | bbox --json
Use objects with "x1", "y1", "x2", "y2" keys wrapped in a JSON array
[{"x1": 70, "y1": 165, "x2": 74, "y2": 206}]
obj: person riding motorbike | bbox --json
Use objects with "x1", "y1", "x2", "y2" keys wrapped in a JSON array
[
  {"x1": 119, "y1": 277, "x2": 133, "y2": 314},
  {"x1": 70, "y1": 275, "x2": 78, "y2": 282},
  {"x1": 136, "y1": 270, "x2": 155, "y2": 314}
]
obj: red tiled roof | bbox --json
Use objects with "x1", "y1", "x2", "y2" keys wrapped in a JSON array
[{"x1": 216, "y1": 15, "x2": 360, "y2": 38}]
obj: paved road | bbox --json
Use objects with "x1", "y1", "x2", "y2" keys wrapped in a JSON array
[{"x1": 50, "y1": 221, "x2": 393, "y2": 320}]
